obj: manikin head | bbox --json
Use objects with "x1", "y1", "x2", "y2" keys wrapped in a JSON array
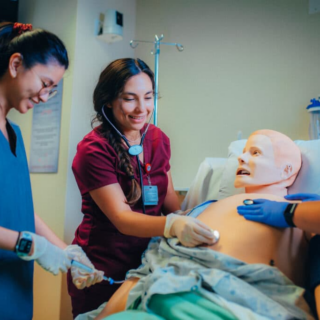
[{"x1": 234, "y1": 129, "x2": 301, "y2": 196}]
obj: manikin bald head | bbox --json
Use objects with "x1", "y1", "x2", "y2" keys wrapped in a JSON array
[{"x1": 234, "y1": 129, "x2": 301, "y2": 195}]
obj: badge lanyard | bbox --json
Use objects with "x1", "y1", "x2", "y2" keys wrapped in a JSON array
[
  {"x1": 101, "y1": 106, "x2": 158, "y2": 213},
  {"x1": 143, "y1": 163, "x2": 158, "y2": 206}
]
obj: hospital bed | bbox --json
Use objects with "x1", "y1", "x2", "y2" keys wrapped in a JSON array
[{"x1": 79, "y1": 137, "x2": 320, "y2": 320}]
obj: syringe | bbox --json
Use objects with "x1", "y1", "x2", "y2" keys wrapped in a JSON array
[{"x1": 71, "y1": 260, "x2": 125, "y2": 285}]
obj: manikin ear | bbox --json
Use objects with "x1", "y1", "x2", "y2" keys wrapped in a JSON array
[
  {"x1": 8, "y1": 53, "x2": 23, "y2": 78},
  {"x1": 280, "y1": 163, "x2": 293, "y2": 180}
]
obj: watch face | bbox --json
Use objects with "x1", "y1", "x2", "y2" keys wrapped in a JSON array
[{"x1": 18, "y1": 239, "x2": 32, "y2": 254}]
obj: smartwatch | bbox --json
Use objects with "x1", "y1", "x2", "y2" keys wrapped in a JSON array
[
  {"x1": 283, "y1": 203, "x2": 298, "y2": 227},
  {"x1": 15, "y1": 232, "x2": 33, "y2": 257}
]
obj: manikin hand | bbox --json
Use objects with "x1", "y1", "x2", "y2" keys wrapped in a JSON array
[
  {"x1": 237, "y1": 199, "x2": 290, "y2": 228},
  {"x1": 19, "y1": 232, "x2": 71, "y2": 275},
  {"x1": 65, "y1": 245, "x2": 104, "y2": 289},
  {"x1": 285, "y1": 193, "x2": 320, "y2": 202},
  {"x1": 164, "y1": 214, "x2": 216, "y2": 247}
]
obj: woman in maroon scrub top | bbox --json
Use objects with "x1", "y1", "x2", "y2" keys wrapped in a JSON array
[{"x1": 67, "y1": 58, "x2": 215, "y2": 318}]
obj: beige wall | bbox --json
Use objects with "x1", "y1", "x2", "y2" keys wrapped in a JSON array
[
  {"x1": 135, "y1": 0, "x2": 320, "y2": 189},
  {"x1": 9, "y1": 0, "x2": 78, "y2": 319}
]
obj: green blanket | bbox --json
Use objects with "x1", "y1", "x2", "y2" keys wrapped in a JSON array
[{"x1": 105, "y1": 291, "x2": 237, "y2": 320}]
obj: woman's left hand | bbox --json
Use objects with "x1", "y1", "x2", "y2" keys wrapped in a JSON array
[
  {"x1": 65, "y1": 245, "x2": 104, "y2": 289},
  {"x1": 237, "y1": 199, "x2": 289, "y2": 228}
]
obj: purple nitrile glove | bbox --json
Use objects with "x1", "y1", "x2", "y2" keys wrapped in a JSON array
[
  {"x1": 285, "y1": 193, "x2": 320, "y2": 202},
  {"x1": 237, "y1": 199, "x2": 290, "y2": 228}
]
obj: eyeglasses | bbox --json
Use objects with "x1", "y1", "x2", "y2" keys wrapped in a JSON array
[
  {"x1": 31, "y1": 69, "x2": 58, "y2": 101},
  {"x1": 39, "y1": 81, "x2": 57, "y2": 100}
]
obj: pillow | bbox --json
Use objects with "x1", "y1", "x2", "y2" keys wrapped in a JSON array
[
  {"x1": 217, "y1": 139, "x2": 320, "y2": 200},
  {"x1": 217, "y1": 140, "x2": 246, "y2": 200},
  {"x1": 289, "y1": 140, "x2": 320, "y2": 195},
  {"x1": 181, "y1": 158, "x2": 227, "y2": 210}
]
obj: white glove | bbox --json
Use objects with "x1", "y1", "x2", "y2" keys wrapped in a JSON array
[
  {"x1": 65, "y1": 245, "x2": 104, "y2": 290},
  {"x1": 164, "y1": 214, "x2": 216, "y2": 247},
  {"x1": 19, "y1": 232, "x2": 71, "y2": 275},
  {"x1": 173, "y1": 209, "x2": 191, "y2": 215}
]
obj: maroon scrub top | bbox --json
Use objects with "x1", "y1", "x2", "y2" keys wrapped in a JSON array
[{"x1": 67, "y1": 124, "x2": 171, "y2": 317}]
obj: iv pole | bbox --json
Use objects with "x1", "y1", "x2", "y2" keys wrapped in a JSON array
[{"x1": 130, "y1": 34, "x2": 184, "y2": 126}]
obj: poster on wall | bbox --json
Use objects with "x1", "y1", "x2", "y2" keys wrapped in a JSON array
[{"x1": 29, "y1": 80, "x2": 63, "y2": 173}]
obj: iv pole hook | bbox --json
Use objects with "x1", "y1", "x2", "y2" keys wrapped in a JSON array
[{"x1": 129, "y1": 34, "x2": 183, "y2": 126}]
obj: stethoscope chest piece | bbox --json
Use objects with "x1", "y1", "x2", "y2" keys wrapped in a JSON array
[
  {"x1": 128, "y1": 145, "x2": 143, "y2": 156},
  {"x1": 243, "y1": 199, "x2": 254, "y2": 206}
]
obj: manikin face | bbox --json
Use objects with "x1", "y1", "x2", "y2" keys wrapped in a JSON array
[
  {"x1": 108, "y1": 72, "x2": 154, "y2": 137},
  {"x1": 234, "y1": 134, "x2": 283, "y2": 189},
  {"x1": 6, "y1": 55, "x2": 65, "y2": 114}
]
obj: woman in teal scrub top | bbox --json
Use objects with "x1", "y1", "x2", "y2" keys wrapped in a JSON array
[{"x1": 0, "y1": 22, "x2": 102, "y2": 319}]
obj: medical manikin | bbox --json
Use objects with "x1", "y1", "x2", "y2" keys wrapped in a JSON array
[{"x1": 92, "y1": 129, "x2": 314, "y2": 319}]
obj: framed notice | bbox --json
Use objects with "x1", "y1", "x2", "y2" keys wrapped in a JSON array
[{"x1": 29, "y1": 80, "x2": 63, "y2": 173}]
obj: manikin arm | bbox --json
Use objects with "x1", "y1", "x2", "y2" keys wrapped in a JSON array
[{"x1": 94, "y1": 278, "x2": 140, "y2": 320}]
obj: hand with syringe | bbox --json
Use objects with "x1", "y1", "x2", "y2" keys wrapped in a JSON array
[
  {"x1": 67, "y1": 245, "x2": 124, "y2": 289},
  {"x1": 71, "y1": 259, "x2": 124, "y2": 286}
]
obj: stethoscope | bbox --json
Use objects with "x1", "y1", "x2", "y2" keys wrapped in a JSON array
[{"x1": 101, "y1": 105, "x2": 154, "y2": 214}]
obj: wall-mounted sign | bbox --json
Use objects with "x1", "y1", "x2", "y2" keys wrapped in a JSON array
[{"x1": 29, "y1": 80, "x2": 63, "y2": 173}]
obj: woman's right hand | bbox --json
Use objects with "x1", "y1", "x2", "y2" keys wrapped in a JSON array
[{"x1": 164, "y1": 214, "x2": 215, "y2": 247}]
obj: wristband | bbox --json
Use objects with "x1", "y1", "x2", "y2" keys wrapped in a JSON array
[
  {"x1": 283, "y1": 203, "x2": 297, "y2": 227},
  {"x1": 15, "y1": 231, "x2": 33, "y2": 257},
  {"x1": 14, "y1": 232, "x2": 21, "y2": 252}
]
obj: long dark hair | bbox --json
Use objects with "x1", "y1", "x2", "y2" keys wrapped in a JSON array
[
  {"x1": 92, "y1": 58, "x2": 155, "y2": 205},
  {"x1": 0, "y1": 22, "x2": 69, "y2": 78}
]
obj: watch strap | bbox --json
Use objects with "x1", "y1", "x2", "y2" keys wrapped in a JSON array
[
  {"x1": 15, "y1": 231, "x2": 33, "y2": 257},
  {"x1": 283, "y1": 203, "x2": 298, "y2": 227},
  {"x1": 14, "y1": 232, "x2": 21, "y2": 253}
]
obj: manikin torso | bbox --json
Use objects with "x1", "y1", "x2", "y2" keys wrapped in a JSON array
[{"x1": 197, "y1": 193, "x2": 307, "y2": 286}]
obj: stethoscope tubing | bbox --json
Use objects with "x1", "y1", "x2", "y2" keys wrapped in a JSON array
[{"x1": 101, "y1": 106, "x2": 155, "y2": 214}]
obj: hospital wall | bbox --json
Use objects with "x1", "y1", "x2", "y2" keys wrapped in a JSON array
[{"x1": 135, "y1": 0, "x2": 320, "y2": 189}]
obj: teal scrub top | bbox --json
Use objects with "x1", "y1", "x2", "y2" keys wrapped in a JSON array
[{"x1": 0, "y1": 120, "x2": 35, "y2": 320}]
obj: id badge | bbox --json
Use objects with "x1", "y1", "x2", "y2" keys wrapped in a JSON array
[{"x1": 143, "y1": 185, "x2": 158, "y2": 206}]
